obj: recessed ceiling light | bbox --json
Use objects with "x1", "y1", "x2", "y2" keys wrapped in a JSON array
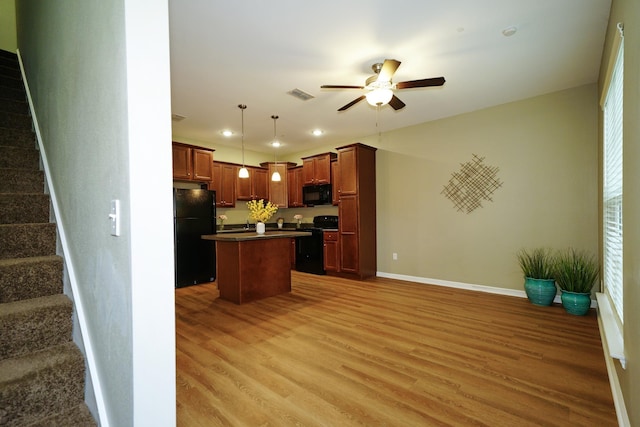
[
  {"x1": 312, "y1": 129, "x2": 323, "y2": 136},
  {"x1": 222, "y1": 130, "x2": 233, "y2": 137},
  {"x1": 502, "y1": 26, "x2": 517, "y2": 37}
]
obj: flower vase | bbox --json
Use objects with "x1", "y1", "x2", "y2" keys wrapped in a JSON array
[{"x1": 256, "y1": 222, "x2": 265, "y2": 235}]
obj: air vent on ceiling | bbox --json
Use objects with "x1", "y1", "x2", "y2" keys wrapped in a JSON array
[
  {"x1": 287, "y1": 88, "x2": 315, "y2": 101},
  {"x1": 171, "y1": 114, "x2": 186, "y2": 122}
]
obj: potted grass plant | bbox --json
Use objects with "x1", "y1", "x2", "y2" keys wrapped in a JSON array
[
  {"x1": 554, "y1": 248, "x2": 599, "y2": 316},
  {"x1": 517, "y1": 248, "x2": 557, "y2": 306}
]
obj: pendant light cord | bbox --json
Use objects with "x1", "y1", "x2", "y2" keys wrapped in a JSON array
[{"x1": 239, "y1": 104, "x2": 247, "y2": 168}]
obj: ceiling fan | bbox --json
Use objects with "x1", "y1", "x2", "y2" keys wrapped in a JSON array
[{"x1": 321, "y1": 59, "x2": 445, "y2": 111}]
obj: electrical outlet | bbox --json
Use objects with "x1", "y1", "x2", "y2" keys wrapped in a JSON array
[{"x1": 392, "y1": 252, "x2": 398, "y2": 260}]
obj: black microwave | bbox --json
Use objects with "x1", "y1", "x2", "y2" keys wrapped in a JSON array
[{"x1": 302, "y1": 184, "x2": 332, "y2": 206}]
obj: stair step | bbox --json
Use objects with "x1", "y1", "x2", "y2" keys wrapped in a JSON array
[
  {"x1": 0, "y1": 127, "x2": 36, "y2": 149},
  {"x1": 0, "y1": 223, "x2": 56, "y2": 259},
  {"x1": 0, "y1": 64, "x2": 20, "y2": 80},
  {"x1": 0, "y1": 193, "x2": 50, "y2": 224},
  {"x1": 0, "y1": 111, "x2": 31, "y2": 130},
  {"x1": 0, "y1": 342, "x2": 85, "y2": 426},
  {"x1": 0, "y1": 168, "x2": 43, "y2": 193},
  {"x1": 0, "y1": 256, "x2": 63, "y2": 303},
  {"x1": 29, "y1": 403, "x2": 97, "y2": 427},
  {"x1": 0, "y1": 97, "x2": 28, "y2": 115},
  {"x1": 0, "y1": 85, "x2": 25, "y2": 103},
  {"x1": 0, "y1": 294, "x2": 73, "y2": 360},
  {"x1": 0, "y1": 145, "x2": 39, "y2": 170},
  {"x1": 0, "y1": 74, "x2": 22, "y2": 91}
]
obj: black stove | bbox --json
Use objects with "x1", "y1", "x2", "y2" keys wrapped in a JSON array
[{"x1": 295, "y1": 215, "x2": 338, "y2": 275}]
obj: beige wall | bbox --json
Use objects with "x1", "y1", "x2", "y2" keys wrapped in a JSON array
[
  {"x1": 373, "y1": 85, "x2": 598, "y2": 289},
  {"x1": 0, "y1": 0, "x2": 17, "y2": 52},
  {"x1": 600, "y1": 0, "x2": 639, "y2": 423}
]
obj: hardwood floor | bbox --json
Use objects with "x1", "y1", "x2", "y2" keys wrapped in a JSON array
[{"x1": 175, "y1": 271, "x2": 616, "y2": 426}]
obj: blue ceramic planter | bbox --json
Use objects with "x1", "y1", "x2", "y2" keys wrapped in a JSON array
[
  {"x1": 560, "y1": 290, "x2": 592, "y2": 315},
  {"x1": 524, "y1": 277, "x2": 557, "y2": 306}
]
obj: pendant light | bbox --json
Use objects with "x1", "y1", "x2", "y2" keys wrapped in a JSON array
[
  {"x1": 271, "y1": 115, "x2": 281, "y2": 182},
  {"x1": 238, "y1": 104, "x2": 249, "y2": 179}
]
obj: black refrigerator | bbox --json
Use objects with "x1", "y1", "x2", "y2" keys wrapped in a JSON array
[{"x1": 173, "y1": 188, "x2": 216, "y2": 288}]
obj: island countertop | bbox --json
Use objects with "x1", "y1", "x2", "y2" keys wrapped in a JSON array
[{"x1": 201, "y1": 230, "x2": 311, "y2": 241}]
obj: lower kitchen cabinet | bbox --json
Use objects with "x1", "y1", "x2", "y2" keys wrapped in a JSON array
[{"x1": 323, "y1": 230, "x2": 340, "y2": 273}]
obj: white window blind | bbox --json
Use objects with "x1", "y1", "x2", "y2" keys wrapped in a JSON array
[{"x1": 603, "y1": 37, "x2": 624, "y2": 325}]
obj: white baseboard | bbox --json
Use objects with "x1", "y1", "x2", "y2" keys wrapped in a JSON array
[{"x1": 376, "y1": 271, "x2": 597, "y2": 307}]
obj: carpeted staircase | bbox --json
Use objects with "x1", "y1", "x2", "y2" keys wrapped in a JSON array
[{"x1": 0, "y1": 50, "x2": 96, "y2": 426}]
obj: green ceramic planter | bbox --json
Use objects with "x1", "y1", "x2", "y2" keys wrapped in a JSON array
[
  {"x1": 560, "y1": 290, "x2": 592, "y2": 315},
  {"x1": 524, "y1": 277, "x2": 557, "y2": 306}
]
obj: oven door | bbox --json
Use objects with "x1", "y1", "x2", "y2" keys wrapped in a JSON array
[{"x1": 295, "y1": 228, "x2": 325, "y2": 275}]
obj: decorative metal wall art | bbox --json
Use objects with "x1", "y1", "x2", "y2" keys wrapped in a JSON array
[{"x1": 441, "y1": 154, "x2": 502, "y2": 213}]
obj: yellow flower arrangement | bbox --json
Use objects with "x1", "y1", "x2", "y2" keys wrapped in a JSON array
[{"x1": 247, "y1": 199, "x2": 278, "y2": 223}]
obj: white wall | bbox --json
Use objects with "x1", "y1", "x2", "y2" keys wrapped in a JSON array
[{"x1": 16, "y1": 1, "x2": 175, "y2": 426}]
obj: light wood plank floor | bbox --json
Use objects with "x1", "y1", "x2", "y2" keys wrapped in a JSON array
[{"x1": 176, "y1": 271, "x2": 616, "y2": 426}]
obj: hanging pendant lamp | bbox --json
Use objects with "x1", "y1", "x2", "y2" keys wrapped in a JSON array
[
  {"x1": 238, "y1": 104, "x2": 249, "y2": 179},
  {"x1": 271, "y1": 115, "x2": 281, "y2": 182}
]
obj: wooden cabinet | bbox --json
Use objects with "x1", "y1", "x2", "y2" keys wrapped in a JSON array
[
  {"x1": 261, "y1": 162, "x2": 296, "y2": 208},
  {"x1": 172, "y1": 142, "x2": 214, "y2": 183},
  {"x1": 302, "y1": 152, "x2": 337, "y2": 185},
  {"x1": 287, "y1": 166, "x2": 305, "y2": 208},
  {"x1": 211, "y1": 162, "x2": 236, "y2": 207},
  {"x1": 331, "y1": 159, "x2": 340, "y2": 206},
  {"x1": 323, "y1": 230, "x2": 340, "y2": 273},
  {"x1": 237, "y1": 166, "x2": 268, "y2": 201},
  {"x1": 336, "y1": 143, "x2": 377, "y2": 279},
  {"x1": 290, "y1": 238, "x2": 296, "y2": 269}
]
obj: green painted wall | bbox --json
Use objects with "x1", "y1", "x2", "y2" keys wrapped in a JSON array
[{"x1": 0, "y1": 0, "x2": 17, "y2": 52}]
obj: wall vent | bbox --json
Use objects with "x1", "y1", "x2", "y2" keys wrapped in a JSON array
[{"x1": 287, "y1": 88, "x2": 315, "y2": 101}]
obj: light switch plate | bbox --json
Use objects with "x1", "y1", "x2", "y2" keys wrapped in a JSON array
[{"x1": 109, "y1": 199, "x2": 121, "y2": 236}]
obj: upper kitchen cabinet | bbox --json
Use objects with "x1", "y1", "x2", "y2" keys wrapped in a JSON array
[
  {"x1": 331, "y1": 158, "x2": 340, "y2": 206},
  {"x1": 172, "y1": 142, "x2": 214, "y2": 183},
  {"x1": 237, "y1": 166, "x2": 269, "y2": 201},
  {"x1": 261, "y1": 162, "x2": 296, "y2": 208},
  {"x1": 336, "y1": 143, "x2": 376, "y2": 280},
  {"x1": 301, "y1": 152, "x2": 337, "y2": 186},
  {"x1": 211, "y1": 161, "x2": 237, "y2": 207},
  {"x1": 287, "y1": 165, "x2": 305, "y2": 208}
]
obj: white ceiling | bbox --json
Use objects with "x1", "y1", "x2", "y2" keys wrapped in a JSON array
[{"x1": 168, "y1": 0, "x2": 611, "y2": 155}]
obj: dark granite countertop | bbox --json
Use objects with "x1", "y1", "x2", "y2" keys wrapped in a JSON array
[{"x1": 202, "y1": 230, "x2": 312, "y2": 241}]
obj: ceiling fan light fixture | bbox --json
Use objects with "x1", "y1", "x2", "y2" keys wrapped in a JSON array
[{"x1": 366, "y1": 88, "x2": 393, "y2": 106}]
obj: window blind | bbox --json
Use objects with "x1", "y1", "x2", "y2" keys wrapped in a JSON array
[{"x1": 602, "y1": 38, "x2": 624, "y2": 324}]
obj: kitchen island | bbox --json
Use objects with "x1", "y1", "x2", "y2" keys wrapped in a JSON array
[{"x1": 202, "y1": 230, "x2": 311, "y2": 304}]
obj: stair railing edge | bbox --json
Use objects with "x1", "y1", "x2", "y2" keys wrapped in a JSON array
[{"x1": 16, "y1": 49, "x2": 110, "y2": 427}]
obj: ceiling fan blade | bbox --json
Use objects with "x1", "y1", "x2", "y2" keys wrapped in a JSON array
[
  {"x1": 321, "y1": 85, "x2": 365, "y2": 89},
  {"x1": 388, "y1": 95, "x2": 406, "y2": 110},
  {"x1": 395, "y1": 77, "x2": 446, "y2": 89},
  {"x1": 338, "y1": 95, "x2": 366, "y2": 111},
  {"x1": 377, "y1": 59, "x2": 401, "y2": 82}
]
